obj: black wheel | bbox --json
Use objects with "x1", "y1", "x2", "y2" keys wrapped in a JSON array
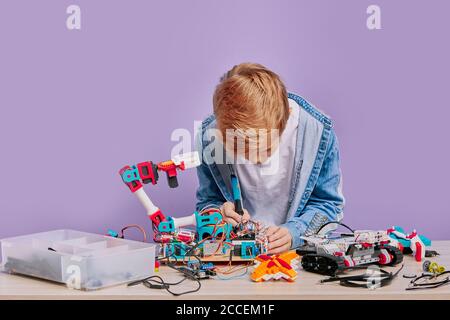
[
  {"x1": 317, "y1": 256, "x2": 331, "y2": 274},
  {"x1": 382, "y1": 245, "x2": 404, "y2": 266},
  {"x1": 301, "y1": 255, "x2": 317, "y2": 273},
  {"x1": 301, "y1": 254, "x2": 345, "y2": 276}
]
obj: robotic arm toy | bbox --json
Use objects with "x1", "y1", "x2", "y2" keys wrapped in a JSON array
[
  {"x1": 119, "y1": 151, "x2": 267, "y2": 261},
  {"x1": 119, "y1": 152, "x2": 200, "y2": 231}
]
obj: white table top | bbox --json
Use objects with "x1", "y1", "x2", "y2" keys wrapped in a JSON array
[{"x1": 1, "y1": 241, "x2": 449, "y2": 300}]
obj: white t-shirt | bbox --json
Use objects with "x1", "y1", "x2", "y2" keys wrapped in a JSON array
[{"x1": 234, "y1": 98, "x2": 299, "y2": 226}]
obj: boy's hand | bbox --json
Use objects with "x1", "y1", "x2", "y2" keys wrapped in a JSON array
[
  {"x1": 266, "y1": 226, "x2": 292, "y2": 254},
  {"x1": 221, "y1": 202, "x2": 251, "y2": 226}
]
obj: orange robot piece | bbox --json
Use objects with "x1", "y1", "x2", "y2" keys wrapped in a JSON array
[
  {"x1": 157, "y1": 160, "x2": 185, "y2": 188},
  {"x1": 251, "y1": 251, "x2": 300, "y2": 282}
]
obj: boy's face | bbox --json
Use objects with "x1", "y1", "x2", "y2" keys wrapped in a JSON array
[
  {"x1": 219, "y1": 107, "x2": 290, "y2": 165},
  {"x1": 222, "y1": 128, "x2": 281, "y2": 165}
]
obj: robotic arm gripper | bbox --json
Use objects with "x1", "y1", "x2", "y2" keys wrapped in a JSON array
[{"x1": 119, "y1": 152, "x2": 201, "y2": 232}]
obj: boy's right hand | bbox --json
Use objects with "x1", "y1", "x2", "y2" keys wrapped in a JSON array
[{"x1": 221, "y1": 202, "x2": 251, "y2": 226}]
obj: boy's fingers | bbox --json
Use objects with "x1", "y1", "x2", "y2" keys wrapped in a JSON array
[
  {"x1": 268, "y1": 242, "x2": 291, "y2": 254},
  {"x1": 223, "y1": 203, "x2": 250, "y2": 224},
  {"x1": 225, "y1": 217, "x2": 239, "y2": 227},
  {"x1": 221, "y1": 202, "x2": 235, "y2": 214},
  {"x1": 265, "y1": 226, "x2": 280, "y2": 237},
  {"x1": 225, "y1": 210, "x2": 245, "y2": 223},
  {"x1": 267, "y1": 228, "x2": 288, "y2": 242},
  {"x1": 222, "y1": 202, "x2": 238, "y2": 217},
  {"x1": 268, "y1": 236, "x2": 288, "y2": 250},
  {"x1": 242, "y1": 209, "x2": 251, "y2": 222},
  {"x1": 267, "y1": 230, "x2": 282, "y2": 242},
  {"x1": 268, "y1": 235, "x2": 292, "y2": 253},
  {"x1": 267, "y1": 227, "x2": 292, "y2": 253},
  {"x1": 268, "y1": 232, "x2": 291, "y2": 250}
]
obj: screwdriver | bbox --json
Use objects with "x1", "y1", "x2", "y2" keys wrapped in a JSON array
[{"x1": 229, "y1": 164, "x2": 244, "y2": 215}]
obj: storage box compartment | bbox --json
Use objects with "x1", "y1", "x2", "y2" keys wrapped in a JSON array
[{"x1": 1, "y1": 229, "x2": 155, "y2": 290}]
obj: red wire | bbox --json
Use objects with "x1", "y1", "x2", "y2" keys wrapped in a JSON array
[{"x1": 120, "y1": 224, "x2": 148, "y2": 242}]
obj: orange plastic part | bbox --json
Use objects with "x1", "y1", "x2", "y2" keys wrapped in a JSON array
[{"x1": 251, "y1": 251, "x2": 300, "y2": 282}]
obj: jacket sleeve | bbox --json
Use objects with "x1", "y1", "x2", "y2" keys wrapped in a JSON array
[
  {"x1": 195, "y1": 160, "x2": 227, "y2": 211},
  {"x1": 195, "y1": 127, "x2": 227, "y2": 211},
  {"x1": 281, "y1": 129, "x2": 345, "y2": 248}
]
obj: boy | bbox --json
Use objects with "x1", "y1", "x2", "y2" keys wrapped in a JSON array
[{"x1": 195, "y1": 63, "x2": 344, "y2": 254}]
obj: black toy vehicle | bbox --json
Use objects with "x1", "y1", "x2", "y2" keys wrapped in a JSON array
[{"x1": 298, "y1": 226, "x2": 403, "y2": 276}]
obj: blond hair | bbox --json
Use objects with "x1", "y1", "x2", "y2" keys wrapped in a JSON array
[{"x1": 213, "y1": 63, "x2": 289, "y2": 161}]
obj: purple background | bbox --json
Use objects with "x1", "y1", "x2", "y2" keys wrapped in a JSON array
[{"x1": 0, "y1": 0, "x2": 449, "y2": 240}]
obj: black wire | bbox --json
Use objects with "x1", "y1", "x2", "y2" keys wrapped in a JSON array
[
  {"x1": 316, "y1": 221, "x2": 355, "y2": 235},
  {"x1": 164, "y1": 241, "x2": 202, "y2": 265},
  {"x1": 406, "y1": 271, "x2": 450, "y2": 290},
  {"x1": 128, "y1": 275, "x2": 187, "y2": 287},
  {"x1": 130, "y1": 242, "x2": 205, "y2": 296},
  {"x1": 321, "y1": 265, "x2": 404, "y2": 288},
  {"x1": 128, "y1": 275, "x2": 201, "y2": 296}
]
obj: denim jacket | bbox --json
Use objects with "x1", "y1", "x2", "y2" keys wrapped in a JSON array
[{"x1": 195, "y1": 92, "x2": 345, "y2": 248}]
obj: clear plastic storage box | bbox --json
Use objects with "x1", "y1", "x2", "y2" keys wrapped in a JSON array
[{"x1": 0, "y1": 229, "x2": 155, "y2": 290}]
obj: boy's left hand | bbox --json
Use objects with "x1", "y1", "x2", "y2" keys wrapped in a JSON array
[{"x1": 266, "y1": 226, "x2": 292, "y2": 254}]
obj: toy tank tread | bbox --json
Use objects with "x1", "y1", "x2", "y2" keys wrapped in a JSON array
[
  {"x1": 381, "y1": 244, "x2": 403, "y2": 266},
  {"x1": 301, "y1": 253, "x2": 345, "y2": 276}
]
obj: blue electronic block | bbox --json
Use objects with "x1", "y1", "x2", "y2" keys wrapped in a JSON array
[
  {"x1": 165, "y1": 242, "x2": 189, "y2": 259},
  {"x1": 241, "y1": 242, "x2": 256, "y2": 259},
  {"x1": 195, "y1": 211, "x2": 222, "y2": 228},
  {"x1": 121, "y1": 165, "x2": 140, "y2": 183},
  {"x1": 107, "y1": 229, "x2": 119, "y2": 238},
  {"x1": 197, "y1": 223, "x2": 232, "y2": 241},
  {"x1": 158, "y1": 217, "x2": 175, "y2": 233}
]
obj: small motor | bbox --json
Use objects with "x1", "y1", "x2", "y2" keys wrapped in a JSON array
[{"x1": 423, "y1": 260, "x2": 445, "y2": 274}]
